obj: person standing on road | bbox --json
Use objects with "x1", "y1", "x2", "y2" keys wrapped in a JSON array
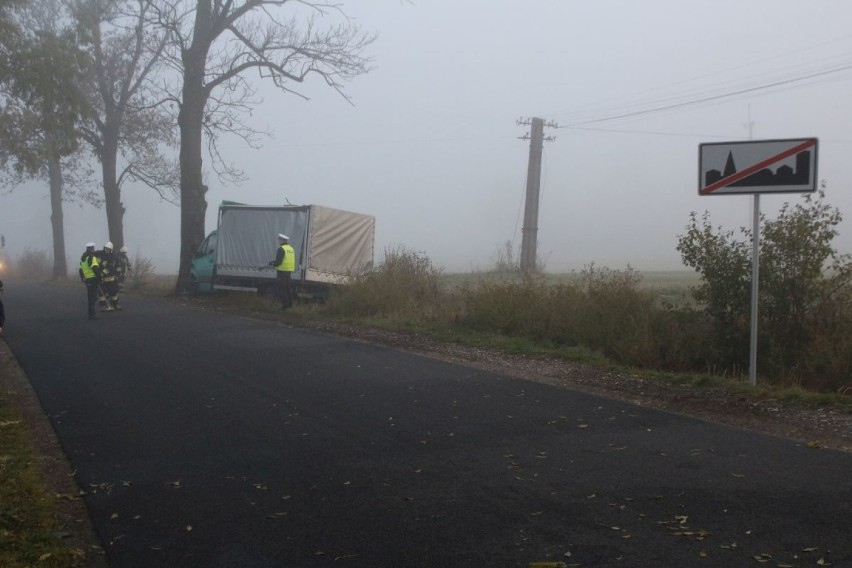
[
  {"x1": 98, "y1": 241, "x2": 121, "y2": 310},
  {"x1": 79, "y1": 243, "x2": 102, "y2": 320},
  {"x1": 269, "y1": 233, "x2": 295, "y2": 309},
  {"x1": 0, "y1": 279, "x2": 6, "y2": 334},
  {"x1": 115, "y1": 245, "x2": 132, "y2": 291}
]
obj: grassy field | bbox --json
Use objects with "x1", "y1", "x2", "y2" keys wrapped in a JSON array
[{"x1": 441, "y1": 269, "x2": 701, "y2": 305}]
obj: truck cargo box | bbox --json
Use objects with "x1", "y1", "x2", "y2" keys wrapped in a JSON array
[{"x1": 190, "y1": 203, "x2": 375, "y2": 298}]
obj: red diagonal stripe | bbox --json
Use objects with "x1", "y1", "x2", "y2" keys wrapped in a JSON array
[{"x1": 703, "y1": 139, "x2": 816, "y2": 194}]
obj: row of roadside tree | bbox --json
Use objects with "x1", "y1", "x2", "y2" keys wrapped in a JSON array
[{"x1": 0, "y1": 0, "x2": 373, "y2": 291}]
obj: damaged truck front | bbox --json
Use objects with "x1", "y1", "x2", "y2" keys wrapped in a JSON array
[{"x1": 190, "y1": 202, "x2": 375, "y2": 301}]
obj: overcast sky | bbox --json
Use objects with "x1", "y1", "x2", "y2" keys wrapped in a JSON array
[{"x1": 3, "y1": 0, "x2": 852, "y2": 275}]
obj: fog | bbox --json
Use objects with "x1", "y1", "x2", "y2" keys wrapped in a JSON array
[{"x1": 3, "y1": 0, "x2": 852, "y2": 275}]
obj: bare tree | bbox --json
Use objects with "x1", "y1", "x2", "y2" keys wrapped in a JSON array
[
  {"x1": 75, "y1": 0, "x2": 178, "y2": 251},
  {"x1": 151, "y1": 0, "x2": 374, "y2": 293}
]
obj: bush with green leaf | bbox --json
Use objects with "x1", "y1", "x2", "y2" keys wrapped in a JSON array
[
  {"x1": 325, "y1": 246, "x2": 445, "y2": 319},
  {"x1": 677, "y1": 191, "x2": 852, "y2": 389}
]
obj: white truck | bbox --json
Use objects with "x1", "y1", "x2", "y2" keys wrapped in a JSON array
[{"x1": 190, "y1": 202, "x2": 375, "y2": 300}]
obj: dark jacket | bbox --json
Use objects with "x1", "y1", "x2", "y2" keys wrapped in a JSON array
[{"x1": 98, "y1": 250, "x2": 118, "y2": 281}]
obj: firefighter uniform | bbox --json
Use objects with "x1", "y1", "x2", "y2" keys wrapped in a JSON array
[
  {"x1": 98, "y1": 242, "x2": 121, "y2": 310},
  {"x1": 115, "y1": 245, "x2": 132, "y2": 290}
]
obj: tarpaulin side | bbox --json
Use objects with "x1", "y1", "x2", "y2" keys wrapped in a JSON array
[
  {"x1": 216, "y1": 206, "x2": 309, "y2": 279},
  {"x1": 307, "y1": 205, "x2": 375, "y2": 279}
]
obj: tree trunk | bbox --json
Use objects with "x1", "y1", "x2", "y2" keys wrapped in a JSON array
[
  {"x1": 175, "y1": 3, "x2": 213, "y2": 294},
  {"x1": 175, "y1": 73, "x2": 208, "y2": 293},
  {"x1": 101, "y1": 128, "x2": 125, "y2": 249},
  {"x1": 47, "y1": 153, "x2": 68, "y2": 279}
]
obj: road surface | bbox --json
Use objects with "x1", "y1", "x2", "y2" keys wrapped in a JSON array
[{"x1": 3, "y1": 281, "x2": 851, "y2": 567}]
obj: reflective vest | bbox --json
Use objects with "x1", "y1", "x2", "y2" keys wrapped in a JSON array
[
  {"x1": 80, "y1": 254, "x2": 99, "y2": 280},
  {"x1": 100, "y1": 252, "x2": 116, "y2": 282},
  {"x1": 276, "y1": 244, "x2": 295, "y2": 272}
]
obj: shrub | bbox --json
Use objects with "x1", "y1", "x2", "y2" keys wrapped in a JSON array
[
  {"x1": 677, "y1": 191, "x2": 852, "y2": 389},
  {"x1": 15, "y1": 248, "x2": 51, "y2": 280},
  {"x1": 325, "y1": 246, "x2": 444, "y2": 319},
  {"x1": 490, "y1": 240, "x2": 520, "y2": 274},
  {"x1": 126, "y1": 256, "x2": 156, "y2": 290},
  {"x1": 460, "y1": 275, "x2": 557, "y2": 338},
  {"x1": 571, "y1": 265, "x2": 656, "y2": 365},
  {"x1": 458, "y1": 265, "x2": 682, "y2": 367}
]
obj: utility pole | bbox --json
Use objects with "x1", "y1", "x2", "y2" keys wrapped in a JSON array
[{"x1": 517, "y1": 117, "x2": 557, "y2": 275}]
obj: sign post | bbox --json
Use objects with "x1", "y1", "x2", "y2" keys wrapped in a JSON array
[{"x1": 698, "y1": 138, "x2": 818, "y2": 386}]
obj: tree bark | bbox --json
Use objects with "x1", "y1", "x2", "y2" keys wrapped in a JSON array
[
  {"x1": 175, "y1": 60, "x2": 209, "y2": 293},
  {"x1": 47, "y1": 153, "x2": 68, "y2": 279},
  {"x1": 101, "y1": 127, "x2": 125, "y2": 249}
]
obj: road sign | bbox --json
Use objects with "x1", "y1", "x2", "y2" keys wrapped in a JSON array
[{"x1": 699, "y1": 138, "x2": 818, "y2": 195}]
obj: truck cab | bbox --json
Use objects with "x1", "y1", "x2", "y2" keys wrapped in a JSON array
[{"x1": 189, "y1": 231, "x2": 218, "y2": 294}]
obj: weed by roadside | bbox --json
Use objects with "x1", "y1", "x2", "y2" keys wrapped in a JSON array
[{"x1": 0, "y1": 372, "x2": 87, "y2": 566}]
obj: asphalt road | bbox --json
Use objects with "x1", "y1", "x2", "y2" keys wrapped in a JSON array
[{"x1": 2, "y1": 281, "x2": 851, "y2": 567}]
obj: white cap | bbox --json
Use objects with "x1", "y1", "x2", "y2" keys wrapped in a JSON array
[
  {"x1": 277, "y1": 234, "x2": 289, "y2": 240},
  {"x1": 104, "y1": 241, "x2": 113, "y2": 250},
  {"x1": 120, "y1": 246, "x2": 128, "y2": 253},
  {"x1": 86, "y1": 242, "x2": 96, "y2": 248}
]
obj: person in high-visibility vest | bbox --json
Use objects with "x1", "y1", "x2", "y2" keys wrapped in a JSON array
[
  {"x1": 269, "y1": 233, "x2": 295, "y2": 309},
  {"x1": 78, "y1": 242, "x2": 102, "y2": 320}
]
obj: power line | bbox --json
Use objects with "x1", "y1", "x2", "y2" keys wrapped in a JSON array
[
  {"x1": 546, "y1": 30, "x2": 852, "y2": 129},
  {"x1": 548, "y1": 34, "x2": 852, "y2": 124},
  {"x1": 554, "y1": 60, "x2": 852, "y2": 129},
  {"x1": 558, "y1": 125, "x2": 733, "y2": 139}
]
